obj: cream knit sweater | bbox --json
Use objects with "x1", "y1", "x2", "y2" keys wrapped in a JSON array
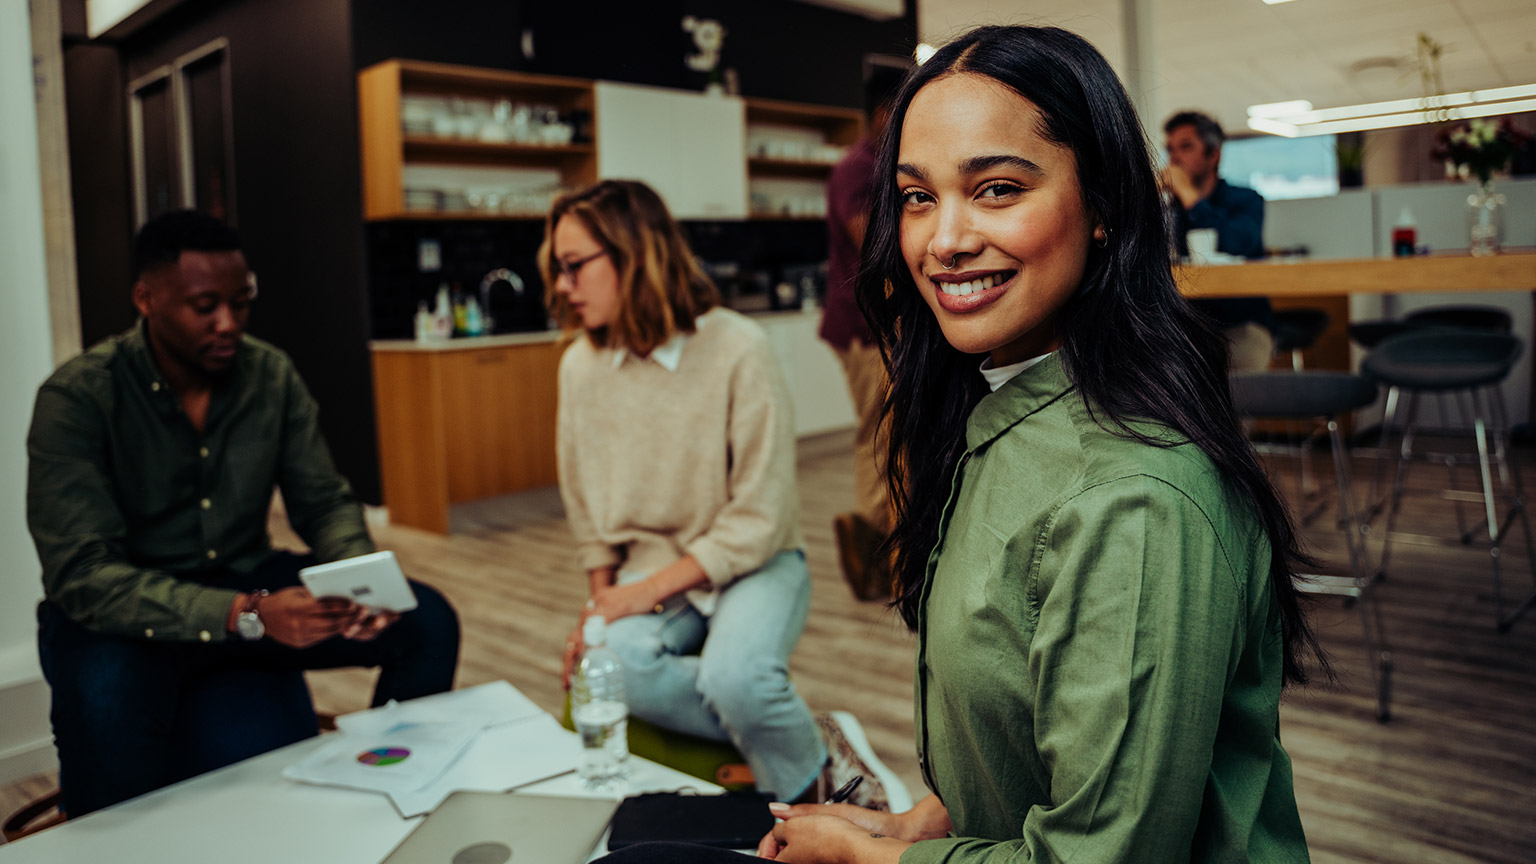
[{"x1": 556, "y1": 307, "x2": 804, "y2": 615}]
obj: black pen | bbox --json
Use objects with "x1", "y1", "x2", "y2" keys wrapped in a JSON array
[{"x1": 825, "y1": 775, "x2": 862, "y2": 805}]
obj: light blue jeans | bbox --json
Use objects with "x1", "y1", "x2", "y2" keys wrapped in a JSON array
[{"x1": 605, "y1": 549, "x2": 826, "y2": 800}]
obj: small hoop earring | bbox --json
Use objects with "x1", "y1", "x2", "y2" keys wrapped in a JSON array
[
  {"x1": 940, "y1": 257, "x2": 956, "y2": 270},
  {"x1": 1094, "y1": 228, "x2": 1110, "y2": 249}
]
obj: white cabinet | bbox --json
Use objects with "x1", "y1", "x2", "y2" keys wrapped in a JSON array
[
  {"x1": 758, "y1": 309, "x2": 856, "y2": 437},
  {"x1": 594, "y1": 81, "x2": 747, "y2": 219}
]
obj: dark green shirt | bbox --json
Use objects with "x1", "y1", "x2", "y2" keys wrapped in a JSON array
[
  {"x1": 905, "y1": 354, "x2": 1309, "y2": 864},
  {"x1": 27, "y1": 322, "x2": 374, "y2": 643}
]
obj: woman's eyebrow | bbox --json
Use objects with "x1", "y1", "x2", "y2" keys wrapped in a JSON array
[
  {"x1": 959, "y1": 154, "x2": 1044, "y2": 176},
  {"x1": 896, "y1": 162, "x2": 929, "y2": 182}
]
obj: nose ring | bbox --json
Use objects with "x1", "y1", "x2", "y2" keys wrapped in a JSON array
[{"x1": 940, "y1": 257, "x2": 955, "y2": 270}]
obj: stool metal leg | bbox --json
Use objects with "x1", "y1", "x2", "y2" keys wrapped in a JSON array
[
  {"x1": 1489, "y1": 385, "x2": 1513, "y2": 488},
  {"x1": 1376, "y1": 392, "x2": 1421, "y2": 579},
  {"x1": 1321, "y1": 416, "x2": 1392, "y2": 721},
  {"x1": 1477, "y1": 387, "x2": 1536, "y2": 631},
  {"x1": 1365, "y1": 384, "x2": 1402, "y2": 523}
]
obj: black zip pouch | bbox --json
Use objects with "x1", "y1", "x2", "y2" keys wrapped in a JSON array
[{"x1": 605, "y1": 790, "x2": 777, "y2": 850}]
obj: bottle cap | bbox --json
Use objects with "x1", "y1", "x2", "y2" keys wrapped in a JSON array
[{"x1": 582, "y1": 615, "x2": 607, "y2": 647}]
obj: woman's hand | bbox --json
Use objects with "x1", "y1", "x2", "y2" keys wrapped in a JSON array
[
  {"x1": 757, "y1": 812, "x2": 910, "y2": 863},
  {"x1": 589, "y1": 580, "x2": 661, "y2": 622},
  {"x1": 562, "y1": 583, "x2": 654, "y2": 688},
  {"x1": 767, "y1": 796, "x2": 949, "y2": 842}
]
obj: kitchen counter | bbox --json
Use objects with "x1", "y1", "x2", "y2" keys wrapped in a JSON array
[
  {"x1": 368, "y1": 309, "x2": 855, "y2": 534},
  {"x1": 371, "y1": 336, "x2": 563, "y2": 533},
  {"x1": 370, "y1": 329, "x2": 563, "y2": 352}
]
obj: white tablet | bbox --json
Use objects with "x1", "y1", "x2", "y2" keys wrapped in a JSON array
[{"x1": 298, "y1": 550, "x2": 418, "y2": 612}]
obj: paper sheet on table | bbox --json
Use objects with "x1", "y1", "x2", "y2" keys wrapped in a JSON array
[
  {"x1": 282, "y1": 718, "x2": 482, "y2": 795},
  {"x1": 335, "y1": 679, "x2": 546, "y2": 736},
  {"x1": 283, "y1": 680, "x2": 582, "y2": 817},
  {"x1": 385, "y1": 713, "x2": 585, "y2": 817}
]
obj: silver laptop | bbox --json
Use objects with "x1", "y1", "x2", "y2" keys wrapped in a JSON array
[{"x1": 379, "y1": 791, "x2": 619, "y2": 864}]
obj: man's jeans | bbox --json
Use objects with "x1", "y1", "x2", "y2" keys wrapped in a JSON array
[
  {"x1": 37, "y1": 551, "x2": 460, "y2": 818},
  {"x1": 604, "y1": 549, "x2": 825, "y2": 801}
]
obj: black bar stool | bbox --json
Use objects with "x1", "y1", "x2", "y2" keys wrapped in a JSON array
[
  {"x1": 1270, "y1": 307, "x2": 1330, "y2": 371},
  {"x1": 1357, "y1": 308, "x2": 1513, "y2": 520},
  {"x1": 1265, "y1": 308, "x2": 1333, "y2": 508},
  {"x1": 1232, "y1": 370, "x2": 1392, "y2": 721},
  {"x1": 1361, "y1": 329, "x2": 1536, "y2": 632}
]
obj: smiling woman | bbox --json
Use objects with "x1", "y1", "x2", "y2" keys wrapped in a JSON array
[
  {"x1": 752, "y1": 25, "x2": 1324, "y2": 864},
  {"x1": 894, "y1": 74, "x2": 1098, "y2": 365}
]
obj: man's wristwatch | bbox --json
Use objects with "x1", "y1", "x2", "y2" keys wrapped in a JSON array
[{"x1": 234, "y1": 590, "x2": 270, "y2": 641}]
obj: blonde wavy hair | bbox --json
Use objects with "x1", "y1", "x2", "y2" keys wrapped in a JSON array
[{"x1": 539, "y1": 180, "x2": 719, "y2": 355}]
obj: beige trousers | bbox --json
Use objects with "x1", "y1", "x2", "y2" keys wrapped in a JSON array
[
  {"x1": 833, "y1": 339, "x2": 890, "y2": 533},
  {"x1": 1225, "y1": 322, "x2": 1275, "y2": 373}
]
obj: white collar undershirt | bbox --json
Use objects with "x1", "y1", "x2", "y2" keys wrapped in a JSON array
[{"x1": 978, "y1": 352, "x2": 1053, "y2": 392}]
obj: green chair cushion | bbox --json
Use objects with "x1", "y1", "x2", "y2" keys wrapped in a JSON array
[{"x1": 561, "y1": 691, "x2": 753, "y2": 790}]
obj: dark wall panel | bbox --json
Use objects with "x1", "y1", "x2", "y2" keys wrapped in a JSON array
[
  {"x1": 66, "y1": 43, "x2": 136, "y2": 345},
  {"x1": 116, "y1": 0, "x2": 381, "y2": 502},
  {"x1": 353, "y1": 0, "x2": 916, "y2": 109}
]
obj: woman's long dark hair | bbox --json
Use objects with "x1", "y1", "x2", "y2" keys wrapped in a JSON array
[{"x1": 860, "y1": 25, "x2": 1323, "y2": 685}]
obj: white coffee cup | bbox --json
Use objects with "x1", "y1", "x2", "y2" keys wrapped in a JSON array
[{"x1": 1186, "y1": 228, "x2": 1217, "y2": 263}]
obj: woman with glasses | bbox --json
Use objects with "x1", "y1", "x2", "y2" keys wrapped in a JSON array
[{"x1": 543, "y1": 180, "x2": 886, "y2": 808}]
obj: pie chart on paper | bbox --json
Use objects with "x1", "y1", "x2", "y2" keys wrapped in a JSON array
[{"x1": 357, "y1": 746, "x2": 411, "y2": 766}]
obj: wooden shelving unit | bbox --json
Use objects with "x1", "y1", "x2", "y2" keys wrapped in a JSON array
[
  {"x1": 360, "y1": 61, "x2": 867, "y2": 222},
  {"x1": 744, "y1": 97, "x2": 864, "y2": 146},
  {"x1": 743, "y1": 97, "x2": 863, "y2": 219},
  {"x1": 358, "y1": 59, "x2": 596, "y2": 220}
]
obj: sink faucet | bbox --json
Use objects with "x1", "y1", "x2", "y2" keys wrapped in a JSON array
[{"x1": 478, "y1": 268, "x2": 526, "y2": 334}]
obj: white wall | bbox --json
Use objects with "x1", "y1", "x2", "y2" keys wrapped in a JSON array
[
  {"x1": 758, "y1": 309, "x2": 858, "y2": 437},
  {"x1": 1, "y1": 0, "x2": 62, "y2": 782},
  {"x1": 86, "y1": 0, "x2": 151, "y2": 37}
]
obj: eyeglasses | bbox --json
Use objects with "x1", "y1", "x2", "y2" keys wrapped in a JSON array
[{"x1": 555, "y1": 250, "x2": 607, "y2": 281}]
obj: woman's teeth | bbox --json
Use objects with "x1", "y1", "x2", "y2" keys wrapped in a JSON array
[{"x1": 939, "y1": 273, "x2": 1007, "y2": 296}]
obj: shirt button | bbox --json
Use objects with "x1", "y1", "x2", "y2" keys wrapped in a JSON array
[
  {"x1": 201, "y1": 498, "x2": 212, "y2": 510},
  {"x1": 144, "y1": 628, "x2": 155, "y2": 638},
  {"x1": 199, "y1": 447, "x2": 209, "y2": 458},
  {"x1": 199, "y1": 630, "x2": 211, "y2": 642},
  {"x1": 206, "y1": 549, "x2": 218, "y2": 560},
  {"x1": 151, "y1": 381, "x2": 161, "y2": 392}
]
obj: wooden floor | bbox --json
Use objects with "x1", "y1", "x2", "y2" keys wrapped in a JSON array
[{"x1": 3, "y1": 430, "x2": 1534, "y2": 862}]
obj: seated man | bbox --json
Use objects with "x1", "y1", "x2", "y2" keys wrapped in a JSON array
[
  {"x1": 1163, "y1": 109, "x2": 1273, "y2": 372},
  {"x1": 27, "y1": 210, "x2": 460, "y2": 818}
]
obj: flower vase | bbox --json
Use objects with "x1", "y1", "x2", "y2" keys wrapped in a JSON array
[{"x1": 1466, "y1": 182, "x2": 1506, "y2": 256}]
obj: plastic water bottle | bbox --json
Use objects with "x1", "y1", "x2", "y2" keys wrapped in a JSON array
[{"x1": 571, "y1": 616, "x2": 629, "y2": 789}]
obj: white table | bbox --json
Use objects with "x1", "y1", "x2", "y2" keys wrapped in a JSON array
[{"x1": 0, "y1": 696, "x2": 718, "y2": 863}]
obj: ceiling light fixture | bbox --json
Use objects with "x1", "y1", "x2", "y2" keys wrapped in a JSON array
[
  {"x1": 1247, "y1": 83, "x2": 1536, "y2": 137},
  {"x1": 914, "y1": 42, "x2": 937, "y2": 65},
  {"x1": 1260, "y1": 0, "x2": 1301, "y2": 5}
]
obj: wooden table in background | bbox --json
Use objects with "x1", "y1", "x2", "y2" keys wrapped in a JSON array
[{"x1": 1176, "y1": 252, "x2": 1536, "y2": 374}]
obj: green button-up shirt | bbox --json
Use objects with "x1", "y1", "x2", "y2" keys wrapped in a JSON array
[
  {"x1": 26, "y1": 322, "x2": 374, "y2": 642},
  {"x1": 904, "y1": 355, "x2": 1309, "y2": 864}
]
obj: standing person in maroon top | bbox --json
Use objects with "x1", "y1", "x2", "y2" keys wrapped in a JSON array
[{"x1": 822, "y1": 62, "x2": 908, "y2": 602}]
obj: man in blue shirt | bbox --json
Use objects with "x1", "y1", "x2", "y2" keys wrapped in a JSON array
[{"x1": 1163, "y1": 111, "x2": 1272, "y2": 371}]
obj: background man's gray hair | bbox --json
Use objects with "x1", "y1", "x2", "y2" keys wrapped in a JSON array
[{"x1": 1164, "y1": 110, "x2": 1225, "y2": 154}]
